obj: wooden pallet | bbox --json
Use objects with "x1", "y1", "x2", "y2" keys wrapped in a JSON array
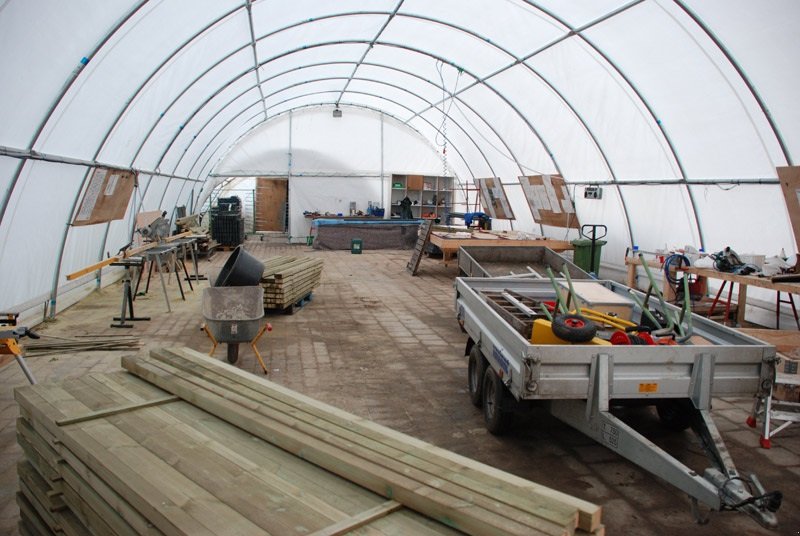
[{"x1": 406, "y1": 220, "x2": 433, "y2": 275}]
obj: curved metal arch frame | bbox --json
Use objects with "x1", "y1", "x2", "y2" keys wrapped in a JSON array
[
  {"x1": 98, "y1": 8, "x2": 644, "y2": 246},
  {"x1": 138, "y1": 39, "x2": 564, "y2": 237},
  {"x1": 21, "y1": 1, "x2": 788, "y2": 314},
  {"x1": 522, "y1": 0, "x2": 719, "y2": 249},
  {"x1": 158, "y1": 71, "x2": 528, "y2": 210},
  {"x1": 190, "y1": 102, "x2": 476, "y2": 211},
  {"x1": 137, "y1": 37, "x2": 537, "y2": 181},
  {"x1": 175, "y1": 81, "x2": 489, "y2": 199},
  {"x1": 180, "y1": 89, "x2": 490, "y2": 212},
  {"x1": 670, "y1": 0, "x2": 791, "y2": 166}
]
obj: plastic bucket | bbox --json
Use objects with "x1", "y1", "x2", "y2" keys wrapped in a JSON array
[{"x1": 214, "y1": 245, "x2": 265, "y2": 287}]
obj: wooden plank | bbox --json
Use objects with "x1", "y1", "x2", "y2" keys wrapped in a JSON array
[
  {"x1": 65, "y1": 231, "x2": 190, "y2": 281},
  {"x1": 16, "y1": 384, "x2": 247, "y2": 536},
  {"x1": 156, "y1": 347, "x2": 578, "y2": 527},
  {"x1": 124, "y1": 355, "x2": 568, "y2": 536},
  {"x1": 129, "y1": 351, "x2": 582, "y2": 535},
  {"x1": 308, "y1": 500, "x2": 402, "y2": 536},
  {"x1": 55, "y1": 395, "x2": 179, "y2": 426},
  {"x1": 149, "y1": 347, "x2": 601, "y2": 532}
]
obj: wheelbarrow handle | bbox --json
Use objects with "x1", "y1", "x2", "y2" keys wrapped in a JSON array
[{"x1": 580, "y1": 224, "x2": 607, "y2": 241}]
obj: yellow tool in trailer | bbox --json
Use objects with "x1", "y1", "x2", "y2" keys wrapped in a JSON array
[
  {"x1": 575, "y1": 308, "x2": 638, "y2": 331},
  {"x1": 531, "y1": 318, "x2": 611, "y2": 346}
]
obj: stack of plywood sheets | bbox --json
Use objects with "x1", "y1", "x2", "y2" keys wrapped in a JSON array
[
  {"x1": 261, "y1": 256, "x2": 324, "y2": 311},
  {"x1": 15, "y1": 347, "x2": 603, "y2": 536}
]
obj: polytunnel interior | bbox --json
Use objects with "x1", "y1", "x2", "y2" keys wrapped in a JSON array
[
  {"x1": 2, "y1": 2, "x2": 800, "y2": 534},
  {"x1": 1, "y1": 1, "x2": 799, "y2": 318}
]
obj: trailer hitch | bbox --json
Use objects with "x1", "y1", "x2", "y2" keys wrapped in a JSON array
[{"x1": 704, "y1": 469, "x2": 780, "y2": 529}]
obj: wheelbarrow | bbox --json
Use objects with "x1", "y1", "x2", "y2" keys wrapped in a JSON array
[{"x1": 202, "y1": 286, "x2": 271, "y2": 374}]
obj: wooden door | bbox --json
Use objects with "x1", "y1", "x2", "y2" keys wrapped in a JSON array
[{"x1": 255, "y1": 178, "x2": 288, "y2": 231}]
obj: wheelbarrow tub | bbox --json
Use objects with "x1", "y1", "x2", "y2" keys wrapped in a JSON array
[{"x1": 202, "y1": 286, "x2": 264, "y2": 343}]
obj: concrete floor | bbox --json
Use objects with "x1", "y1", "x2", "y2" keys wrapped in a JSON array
[{"x1": 1, "y1": 240, "x2": 798, "y2": 535}]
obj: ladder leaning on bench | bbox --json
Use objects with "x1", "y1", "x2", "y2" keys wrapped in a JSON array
[{"x1": 406, "y1": 220, "x2": 433, "y2": 275}]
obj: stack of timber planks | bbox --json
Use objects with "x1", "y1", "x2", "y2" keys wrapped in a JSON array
[
  {"x1": 261, "y1": 255, "x2": 324, "y2": 310},
  {"x1": 15, "y1": 347, "x2": 603, "y2": 536}
]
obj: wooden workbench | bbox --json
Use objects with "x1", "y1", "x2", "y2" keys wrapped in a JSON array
[
  {"x1": 429, "y1": 231, "x2": 573, "y2": 266},
  {"x1": 681, "y1": 266, "x2": 800, "y2": 327}
]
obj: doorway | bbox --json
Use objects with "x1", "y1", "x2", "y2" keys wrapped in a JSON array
[{"x1": 255, "y1": 178, "x2": 288, "y2": 232}]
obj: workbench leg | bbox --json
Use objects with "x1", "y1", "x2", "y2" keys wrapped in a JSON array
[
  {"x1": 736, "y1": 283, "x2": 747, "y2": 326},
  {"x1": 626, "y1": 263, "x2": 637, "y2": 289},
  {"x1": 155, "y1": 254, "x2": 171, "y2": 313}
]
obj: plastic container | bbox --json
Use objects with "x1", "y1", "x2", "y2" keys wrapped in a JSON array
[
  {"x1": 202, "y1": 286, "x2": 264, "y2": 342},
  {"x1": 571, "y1": 238, "x2": 607, "y2": 275},
  {"x1": 214, "y1": 245, "x2": 264, "y2": 287},
  {"x1": 351, "y1": 238, "x2": 363, "y2": 254}
]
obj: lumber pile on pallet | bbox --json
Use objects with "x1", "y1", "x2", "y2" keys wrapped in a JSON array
[
  {"x1": 260, "y1": 255, "x2": 324, "y2": 310},
  {"x1": 15, "y1": 347, "x2": 603, "y2": 536}
]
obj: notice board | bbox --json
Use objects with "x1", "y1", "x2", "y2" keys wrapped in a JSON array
[
  {"x1": 474, "y1": 177, "x2": 515, "y2": 220},
  {"x1": 778, "y1": 166, "x2": 800, "y2": 251},
  {"x1": 72, "y1": 167, "x2": 136, "y2": 226},
  {"x1": 519, "y1": 174, "x2": 579, "y2": 229}
]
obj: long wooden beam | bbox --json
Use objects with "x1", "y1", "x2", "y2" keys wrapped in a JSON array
[{"x1": 65, "y1": 231, "x2": 191, "y2": 281}]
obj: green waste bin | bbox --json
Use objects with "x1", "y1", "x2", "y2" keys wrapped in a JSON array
[
  {"x1": 351, "y1": 238, "x2": 363, "y2": 254},
  {"x1": 571, "y1": 238, "x2": 606, "y2": 275}
]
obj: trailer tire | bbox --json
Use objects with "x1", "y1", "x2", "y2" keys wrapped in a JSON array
[
  {"x1": 468, "y1": 346, "x2": 487, "y2": 407},
  {"x1": 227, "y1": 343, "x2": 239, "y2": 364},
  {"x1": 656, "y1": 399, "x2": 693, "y2": 431},
  {"x1": 483, "y1": 368, "x2": 512, "y2": 435},
  {"x1": 552, "y1": 314, "x2": 597, "y2": 343}
]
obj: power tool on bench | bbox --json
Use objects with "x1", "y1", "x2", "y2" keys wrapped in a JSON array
[{"x1": 0, "y1": 313, "x2": 38, "y2": 384}]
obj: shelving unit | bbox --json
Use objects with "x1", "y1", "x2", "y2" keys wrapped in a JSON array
[{"x1": 390, "y1": 174, "x2": 454, "y2": 220}]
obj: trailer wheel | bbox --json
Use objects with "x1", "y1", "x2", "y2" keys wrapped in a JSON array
[
  {"x1": 656, "y1": 399, "x2": 693, "y2": 431},
  {"x1": 468, "y1": 346, "x2": 487, "y2": 407},
  {"x1": 552, "y1": 314, "x2": 597, "y2": 343},
  {"x1": 482, "y1": 368, "x2": 512, "y2": 435},
  {"x1": 226, "y1": 343, "x2": 239, "y2": 364}
]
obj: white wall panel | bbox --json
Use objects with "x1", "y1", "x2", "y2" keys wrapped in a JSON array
[
  {"x1": 36, "y1": 0, "x2": 241, "y2": 160},
  {"x1": 490, "y1": 67, "x2": 604, "y2": 180},
  {"x1": 100, "y1": 36, "x2": 253, "y2": 165},
  {"x1": 255, "y1": 15, "x2": 386, "y2": 60},
  {"x1": 172, "y1": 78, "x2": 263, "y2": 176},
  {"x1": 398, "y1": 0, "x2": 564, "y2": 58},
  {"x1": 683, "y1": 0, "x2": 799, "y2": 166},
  {"x1": 534, "y1": 0, "x2": 631, "y2": 28},
  {"x1": 251, "y1": 0, "x2": 396, "y2": 36},
  {"x1": 690, "y1": 184, "x2": 794, "y2": 255},
  {"x1": 258, "y1": 44, "x2": 369, "y2": 81},
  {"x1": 0, "y1": 161, "x2": 84, "y2": 309},
  {"x1": 527, "y1": 38, "x2": 676, "y2": 181},
  {"x1": 0, "y1": 1, "x2": 130, "y2": 148},
  {"x1": 365, "y1": 45, "x2": 478, "y2": 94},
  {"x1": 619, "y1": 184, "x2": 699, "y2": 252},
  {"x1": 586, "y1": 2, "x2": 778, "y2": 179},
  {"x1": 380, "y1": 17, "x2": 510, "y2": 78}
]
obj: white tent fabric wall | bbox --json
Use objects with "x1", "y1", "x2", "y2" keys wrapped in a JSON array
[{"x1": 0, "y1": 1, "x2": 798, "y2": 325}]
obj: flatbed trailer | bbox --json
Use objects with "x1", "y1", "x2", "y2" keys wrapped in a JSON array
[{"x1": 455, "y1": 276, "x2": 782, "y2": 529}]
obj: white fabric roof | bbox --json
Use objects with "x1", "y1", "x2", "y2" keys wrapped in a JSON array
[{"x1": 0, "y1": 0, "x2": 798, "y2": 316}]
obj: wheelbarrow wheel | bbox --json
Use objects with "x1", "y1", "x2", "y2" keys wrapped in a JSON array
[
  {"x1": 226, "y1": 343, "x2": 239, "y2": 364},
  {"x1": 552, "y1": 314, "x2": 597, "y2": 343}
]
